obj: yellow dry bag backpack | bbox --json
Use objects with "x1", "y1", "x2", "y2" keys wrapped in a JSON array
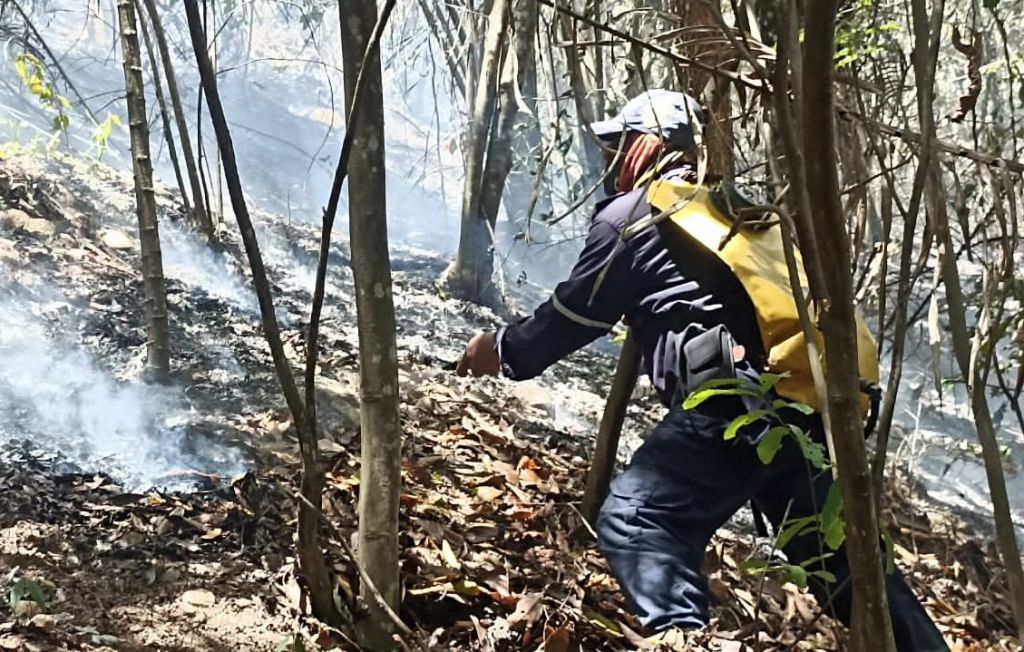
[{"x1": 646, "y1": 178, "x2": 881, "y2": 416}]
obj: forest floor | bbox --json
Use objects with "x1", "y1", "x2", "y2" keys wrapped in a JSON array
[{"x1": 0, "y1": 153, "x2": 1018, "y2": 651}]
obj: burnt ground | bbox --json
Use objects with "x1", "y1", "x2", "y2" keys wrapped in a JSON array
[{"x1": 0, "y1": 153, "x2": 1018, "y2": 651}]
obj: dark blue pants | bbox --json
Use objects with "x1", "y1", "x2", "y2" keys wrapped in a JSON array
[{"x1": 596, "y1": 402, "x2": 948, "y2": 651}]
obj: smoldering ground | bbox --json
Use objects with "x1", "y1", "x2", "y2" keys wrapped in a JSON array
[
  {"x1": 1, "y1": 0, "x2": 1022, "y2": 541},
  {"x1": 0, "y1": 262, "x2": 246, "y2": 490}
]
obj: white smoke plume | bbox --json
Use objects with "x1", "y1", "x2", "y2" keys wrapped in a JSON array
[{"x1": 0, "y1": 266, "x2": 245, "y2": 490}]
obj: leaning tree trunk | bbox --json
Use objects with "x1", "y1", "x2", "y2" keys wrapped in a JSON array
[
  {"x1": 446, "y1": 0, "x2": 511, "y2": 305},
  {"x1": 140, "y1": 0, "x2": 213, "y2": 239},
  {"x1": 799, "y1": 2, "x2": 896, "y2": 650},
  {"x1": 135, "y1": 0, "x2": 189, "y2": 217},
  {"x1": 181, "y1": 0, "x2": 342, "y2": 627},
  {"x1": 338, "y1": 0, "x2": 403, "y2": 647},
  {"x1": 472, "y1": 0, "x2": 538, "y2": 297},
  {"x1": 582, "y1": 332, "x2": 641, "y2": 524},
  {"x1": 910, "y1": 1, "x2": 1024, "y2": 634},
  {"x1": 930, "y1": 164, "x2": 1024, "y2": 639},
  {"x1": 117, "y1": 0, "x2": 171, "y2": 384}
]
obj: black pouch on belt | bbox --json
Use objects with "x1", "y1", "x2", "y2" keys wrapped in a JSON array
[
  {"x1": 684, "y1": 326, "x2": 773, "y2": 538},
  {"x1": 682, "y1": 324, "x2": 737, "y2": 395}
]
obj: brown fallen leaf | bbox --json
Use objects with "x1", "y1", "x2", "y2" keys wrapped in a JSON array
[
  {"x1": 717, "y1": 639, "x2": 744, "y2": 652},
  {"x1": 488, "y1": 591, "x2": 520, "y2": 608},
  {"x1": 708, "y1": 574, "x2": 730, "y2": 602},
  {"x1": 543, "y1": 625, "x2": 571, "y2": 652}
]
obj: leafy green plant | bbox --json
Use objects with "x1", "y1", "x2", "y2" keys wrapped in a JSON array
[
  {"x1": 739, "y1": 554, "x2": 836, "y2": 589},
  {"x1": 685, "y1": 373, "x2": 844, "y2": 587},
  {"x1": 92, "y1": 113, "x2": 122, "y2": 161},
  {"x1": 15, "y1": 53, "x2": 71, "y2": 133},
  {"x1": 9, "y1": 577, "x2": 48, "y2": 612},
  {"x1": 683, "y1": 373, "x2": 828, "y2": 471},
  {"x1": 834, "y1": 0, "x2": 901, "y2": 68},
  {"x1": 684, "y1": 371, "x2": 902, "y2": 588}
]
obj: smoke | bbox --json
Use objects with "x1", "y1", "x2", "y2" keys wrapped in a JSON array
[
  {"x1": 0, "y1": 267, "x2": 245, "y2": 491},
  {"x1": 161, "y1": 218, "x2": 258, "y2": 312}
]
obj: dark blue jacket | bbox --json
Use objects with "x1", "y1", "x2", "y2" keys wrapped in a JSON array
[{"x1": 496, "y1": 180, "x2": 764, "y2": 406}]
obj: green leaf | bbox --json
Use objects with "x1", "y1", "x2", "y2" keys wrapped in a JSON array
[
  {"x1": 810, "y1": 569, "x2": 837, "y2": 584},
  {"x1": 756, "y1": 426, "x2": 787, "y2": 464},
  {"x1": 582, "y1": 607, "x2": 622, "y2": 634},
  {"x1": 781, "y1": 563, "x2": 808, "y2": 588},
  {"x1": 9, "y1": 578, "x2": 47, "y2": 611},
  {"x1": 881, "y1": 526, "x2": 896, "y2": 575},
  {"x1": 695, "y1": 377, "x2": 748, "y2": 391},
  {"x1": 983, "y1": 0, "x2": 998, "y2": 8},
  {"x1": 798, "y1": 553, "x2": 835, "y2": 568},
  {"x1": 775, "y1": 515, "x2": 817, "y2": 551},
  {"x1": 724, "y1": 409, "x2": 769, "y2": 441},
  {"x1": 92, "y1": 113, "x2": 121, "y2": 160},
  {"x1": 682, "y1": 386, "x2": 758, "y2": 410},
  {"x1": 51, "y1": 114, "x2": 69, "y2": 132},
  {"x1": 739, "y1": 558, "x2": 769, "y2": 574},
  {"x1": 820, "y1": 483, "x2": 845, "y2": 550},
  {"x1": 772, "y1": 398, "x2": 815, "y2": 415},
  {"x1": 758, "y1": 372, "x2": 789, "y2": 394},
  {"x1": 790, "y1": 426, "x2": 827, "y2": 470}
]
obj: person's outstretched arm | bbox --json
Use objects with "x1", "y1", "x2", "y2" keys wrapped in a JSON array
[{"x1": 458, "y1": 209, "x2": 638, "y2": 378}]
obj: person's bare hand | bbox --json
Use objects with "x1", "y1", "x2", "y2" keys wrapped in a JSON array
[{"x1": 456, "y1": 332, "x2": 500, "y2": 377}]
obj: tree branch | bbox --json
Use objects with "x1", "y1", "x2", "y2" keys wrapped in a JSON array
[{"x1": 182, "y1": 0, "x2": 341, "y2": 626}]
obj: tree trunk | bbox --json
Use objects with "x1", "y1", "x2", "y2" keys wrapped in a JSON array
[
  {"x1": 134, "y1": 0, "x2": 190, "y2": 217},
  {"x1": 800, "y1": 2, "x2": 896, "y2": 650},
  {"x1": 931, "y1": 167, "x2": 1024, "y2": 638},
  {"x1": 910, "y1": 1, "x2": 1024, "y2": 633},
  {"x1": 117, "y1": 0, "x2": 171, "y2": 384},
  {"x1": 500, "y1": 0, "x2": 551, "y2": 233},
  {"x1": 870, "y1": 0, "x2": 938, "y2": 495},
  {"x1": 181, "y1": 0, "x2": 342, "y2": 627},
  {"x1": 337, "y1": 1, "x2": 403, "y2": 648},
  {"x1": 675, "y1": 0, "x2": 733, "y2": 176},
  {"x1": 582, "y1": 332, "x2": 640, "y2": 524},
  {"x1": 140, "y1": 0, "x2": 213, "y2": 239},
  {"x1": 446, "y1": 0, "x2": 511, "y2": 305}
]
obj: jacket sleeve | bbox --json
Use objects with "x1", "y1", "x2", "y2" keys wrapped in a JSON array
[{"x1": 497, "y1": 218, "x2": 637, "y2": 380}]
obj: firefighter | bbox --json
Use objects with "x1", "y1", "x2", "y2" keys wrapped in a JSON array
[{"x1": 457, "y1": 89, "x2": 947, "y2": 650}]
